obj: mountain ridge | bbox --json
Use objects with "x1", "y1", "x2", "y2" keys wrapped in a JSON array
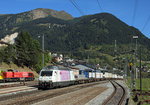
[
  {"x1": 27, "y1": 8, "x2": 74, "y2": 20},
  {"x1": 0, "y1": 8, "x2": 150, "y2": 60}
]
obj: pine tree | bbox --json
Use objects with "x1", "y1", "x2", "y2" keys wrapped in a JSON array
[
  {"x1": 15, "y1": 31, "x2": 42, "y2": 72},
  {"x1": 0, "y1": 45, "x2": 16, "y2": 66}
]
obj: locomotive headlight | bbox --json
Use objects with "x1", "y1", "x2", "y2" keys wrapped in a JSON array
[
  {"x1": 49, "y1": 77, "x2": 52, "y2": 80},
  {"x1": 38, "y1": 76, "x2": 52, "y2": 82},
  {"x1": 39, "y1": 77, "x2": 43, "y2": 81}
]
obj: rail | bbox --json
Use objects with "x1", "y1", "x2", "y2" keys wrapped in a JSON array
[{"x1": 102, "y1": 80, "x2": 126, "y2": 105}]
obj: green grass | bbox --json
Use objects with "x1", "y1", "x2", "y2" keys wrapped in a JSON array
[
  {"x1": 127, "y1": 78, "x2": 150, "y2": 105},
  {"x1": 135, "y1": 78, "x2": 150, "y2": 91},
  {"x1": 139, "y1": 95, "x2": 150, "y2": 105},
  {"x1": 142, "y1": 103, "x2": 150, "y2": 105},
  {"x1": 139, "y1": 95, "x2": 150, "y2": 101},
  {"x1": 127, "y1": 77, "x2": 150, "y2": 91}
]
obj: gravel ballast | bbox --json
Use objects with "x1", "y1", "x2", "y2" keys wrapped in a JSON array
[
  {"x1": 85, "y1": 81, "x2": 114, "y2": 105},
  {"x1": 33, "y1": 81, "x2": 113, "y2": 105}
]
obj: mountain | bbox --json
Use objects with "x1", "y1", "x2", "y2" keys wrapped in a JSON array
[
  {"x1": 0, "y1": 8, "x2": 150, "y2": 61},
  {"x1": 0, "y1": 14, "x2": 5, "y2": 16},
  {"x1": 0, "y1": 8, "x2": 73, "y2": 38},
  {"x1": 26, "y1": 8, "x2": 74, "y2": 20}
]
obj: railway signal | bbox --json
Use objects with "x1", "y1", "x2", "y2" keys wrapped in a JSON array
[{"x1": 129, "y1": 62, "x2": 133, "y2": 70}]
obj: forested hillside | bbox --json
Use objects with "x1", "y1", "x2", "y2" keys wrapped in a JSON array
[{"x1": 0, "y1": 8, "x2": 150, "y2": 61}]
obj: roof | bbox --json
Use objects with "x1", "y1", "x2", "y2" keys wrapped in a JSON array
[
  {"x1": 74, "y1": 65, "x2": 93, "y2": 70},
  {"x1": 42, "y1": 65, "x2": 71, "y2": 71}
]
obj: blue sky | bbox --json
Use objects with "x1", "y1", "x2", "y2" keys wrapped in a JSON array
[{"x1": 0, "y1": 0, "x2": 150, "y2": 38}]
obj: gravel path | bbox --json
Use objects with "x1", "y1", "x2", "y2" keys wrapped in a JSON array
[{"x1": 33, "y1": 81, "x2": 113, "y2": 105}]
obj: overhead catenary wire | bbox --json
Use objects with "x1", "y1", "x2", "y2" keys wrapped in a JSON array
[
  {"x1": 70, "y1": 0, "x2": 84, "y2": 15},
  {"x1": 69, "y1": 0, "x2": 84, "y2": 15},
  {"x1": 132, "y1": 0, "x2": 138, "y2": 26},
  {"x1": 96, "y1": 0, "x2": 103, "y2": 12},
  {"x1": 72, "y1": 0, "x2": 81, "y2": 10},
  {"x1": 142, "y1": 15, "x2": 150, "y2": 31},
  {"x1": 131, "y1": 0, "x2": 150, "y2": 36}
]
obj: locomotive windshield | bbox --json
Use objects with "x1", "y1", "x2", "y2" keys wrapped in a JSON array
[{"x1": 41, "y1": 71, "x2": 53, "y2": 76}]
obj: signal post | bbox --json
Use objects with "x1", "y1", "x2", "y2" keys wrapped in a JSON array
[{"x1": 129, "y1": 62, "x2": 133, "y2": 95}]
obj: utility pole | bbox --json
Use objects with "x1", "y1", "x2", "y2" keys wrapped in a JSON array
[
  {"x1": 114, "y1": 40, "x2": 117, "y2": 75},
  {"x1": 124, "y1": 57, "x2": 128, "y2": 82},
  {"x1": 37, "y1": 34, "x2": 44, "y2": 68},
  {"x1": 133, "y1": 51, "x2": 135, "y2": 89},
  {"x1": 42, "y1": 34, "x2": 44, "y2": 68},
  {"x1": 114, "y1": 40, "x2": 117, "y2": 53},
  {"x1": 140, "y1": 46, "x2": 142, "y2": 93},
  {"x1": 133, "y1": 36, "x2": 138, "y2": 79},
  {"x1": 135, "y1": 38, "x2": 138, "y2": 79},
  {"x1": 133, "y1": 36, "x2": 138, "y2": 88},
  {"x1": 130, "y1": 70, "x2": 132, "y2": 95},
  {"x1": 87, "y1": 53, "x2": 89, "y2": 64},
  {"x1": 95, "y1": 63, "x2": 96, "y2": 80},
  {"x1": 129, "y1": 62, "x2": 133, "y2": 95}
]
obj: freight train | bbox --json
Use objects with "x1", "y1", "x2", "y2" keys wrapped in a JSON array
[
  {"x1": 38, "y1": 65, "x2": 123, "y2": 89},
  {"x1": 0, "y1": 69, "x2": 34, "y2": 82}
]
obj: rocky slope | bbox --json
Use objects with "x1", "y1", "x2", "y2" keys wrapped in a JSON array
[{"x1": 24, "y1": 8, "x2": 74, "y2": 20}]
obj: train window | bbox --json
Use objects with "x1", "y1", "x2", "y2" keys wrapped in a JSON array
[
  {"x1": 7, "y1": 69, "x2": 14, "y2": 72},
  {"x1": 29, "y1": 73, "x2": 33, "y2": 76},
  {"x1": 41, "y1": 71, "x2": 53, "y2": 76}
]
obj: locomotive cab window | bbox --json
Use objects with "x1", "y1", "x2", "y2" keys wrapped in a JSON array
[
  {"x1": 41, "y1": 71, "x2": 53, "y2": 76},
  {"x1": 29, "y1": 73, "x2": 33, "y2": 76}
]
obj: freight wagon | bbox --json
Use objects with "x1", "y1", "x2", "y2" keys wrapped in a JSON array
[{"x1": 104, "y1": 72, "x2": 113, "y2": 79}]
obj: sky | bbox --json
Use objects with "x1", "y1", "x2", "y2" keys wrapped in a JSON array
[{"x1": 0, "y1": 0, "x2": 150, "y2": 38}]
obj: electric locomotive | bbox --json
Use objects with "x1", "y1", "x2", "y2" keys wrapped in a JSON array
[{"x1": 38, "y1": 65, "x2": 75, "y2": 89}]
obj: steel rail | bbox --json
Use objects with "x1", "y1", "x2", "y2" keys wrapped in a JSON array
[
  {"x1": 114, "y1": 81, "x2": 126, "y2": 105},
  {"x1": 102, "y1": 80, "x2": 126, "y2": 105}
]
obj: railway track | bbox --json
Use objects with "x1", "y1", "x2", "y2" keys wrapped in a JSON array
[
  {"x1": 0, "y1": 81, "x2": 38, "y2": 89},
  {"x1": 0, "y1": 80, "x2": 108, "y2": 105},
  {"x1": 102, "y1": 80, "x2": 126, "y2": 105},
  {"x1": 0, "y1": 86, "x2": 37, "y2": 96}
]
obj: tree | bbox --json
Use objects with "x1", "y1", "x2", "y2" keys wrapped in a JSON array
[
  {"x1": 15, "y1": 31, "x2": 42, "y2": 72},
  {"x1": 0, "y1": 45, "x2": 16, "y2": 66},
  {"x1": 4, "y1": 45, "x2": 16, "y2": 66}
]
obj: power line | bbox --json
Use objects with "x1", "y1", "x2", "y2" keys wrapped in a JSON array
[
  {"x1": 72, "y1": 0, "x2": 80, "y2": 10},
  {"x1": 70, "y1": 0, "x2": 84, "y2": 15},
  {"x1": 132, "y1": 0, "x2": 138, "y2": 26},
  {"x1": 142, "y1": 15, "x2": 150, "y2": 31},
  {"x1": 96, "y1": 0, "x2": 103, "y2": 12},
  {"x1": 69, "y1": 0, "x2": 84, "y2": 15}
]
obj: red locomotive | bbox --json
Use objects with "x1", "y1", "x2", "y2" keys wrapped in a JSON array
[{"x1": 0, "y1": 69, "x2": 34, "y2": 82}]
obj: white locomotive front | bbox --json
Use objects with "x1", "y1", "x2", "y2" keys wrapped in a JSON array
[{"x1": 38, "y1": 65, "x2": 75, "y2": 89}]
